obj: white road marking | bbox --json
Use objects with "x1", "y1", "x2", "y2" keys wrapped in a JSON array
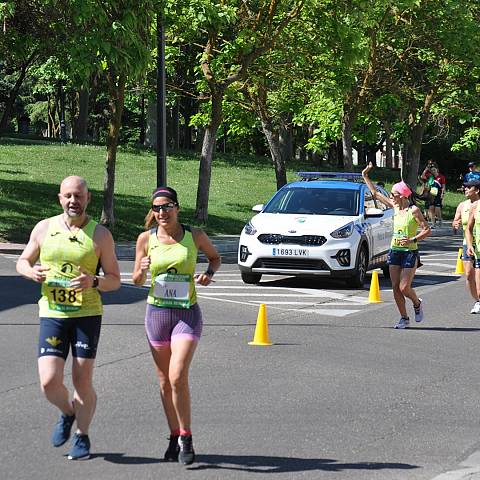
[
  {"x1": 430, "y1": 450, "x2": 480, "y2": 479},
  {"x1": 284, "y1": 308, "x2": 361, "y2": 317},
  {"x1": 198, "y1": 292, "x2": 358, "y2": 297},
  {"x1": 417, "y1": 269, "x2": 460, "y2": 277},
  {"x1": 421, "y1": 262, "x2": 457, "y2": 268},
  {"x1": 117, "y1": 259, "x2": 461, "y2": 318}
]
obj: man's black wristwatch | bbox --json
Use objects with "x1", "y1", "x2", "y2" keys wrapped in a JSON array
[{"x1": 92, "y1": 275, "x2": 99, "y2": 288}]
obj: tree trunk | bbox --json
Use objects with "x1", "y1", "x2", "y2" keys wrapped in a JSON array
[
  {"x1": 403, "y1": 123, "x2": 425, "y2": 188},
  {"x1": 393, "y1": 142, "x2": 400, "y2": 169},
  {"x1": 384, "y1": 121, "x2": 393, "y2": 168},
  {"x1": 100, "y1": 72, "x2": 126, "y2": 228},
  {"x1": 172, "y1": 99, "x2": 180, "y2": 150},
  {"x1": 336, "y1": 139, "x2": 344, "y2": 169},
  {"x1": 75, "y1": 87, "x2": 89, "y2": 142},
  {"x1": 261, "y1": 118, "x2": 287, "y2": 190},
  {"x1": 194, "y1": 90, "x2": 223, "y2": 223},
  {"x1": 341, "y1": 109, "x2": 354, "y2": 170},
  {"x1": 0, "y1": 54, "x2": 35, "y2": 133},
  {"x1": 279, "y1": 113, "x2": 293, "y2": 163},
  {"x1": 181, "y1": 96, "x2": 195, "y2": 150},
  {"x1": 139, "y1": 93, "x2": 145, "y2": 145},
  {"x1": 403, "y1": 90, "x2": 437, "y2": 187},
  {"x1": 145, "y1": 99, "x2": 157, "y2": 149}
]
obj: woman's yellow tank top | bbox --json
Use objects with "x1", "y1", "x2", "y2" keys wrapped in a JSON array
[
  {"x1": 391, "y1": 207, "x2": 418, "y2": 251},
  {"x1": 147, "y1": 226, "x2": 198, "y2": 308},
  {"x1": 461, "y1": 200, "x2": 472, "y2": 245},
  {"x1": 474, "y1": 205, "x2": 480, "y2": 253},
  {"x1": 38, "y1": 216, "x2": 102, "y2": 318}
]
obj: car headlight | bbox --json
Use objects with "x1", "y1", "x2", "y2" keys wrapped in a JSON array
[
  {"x1": 330, "y1": 222, "x2": 354, "y2": 239},
  {"x1": 243, "y1": 221, "x2": 257, "y2": 235}
]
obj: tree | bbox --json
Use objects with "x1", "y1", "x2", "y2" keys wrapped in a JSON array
[
  {"x1": 168, "y1": 0, "x2": 305, "y2": 222},
  {"x1": 376, "y1": 0, "x2": 480, "y2": 186},
  {"x1": 0, "y1": 0, "x2": 58, "y2": 132},
  {"x1": 50, "y1": 0, "x2": 157, "y2": 227}
]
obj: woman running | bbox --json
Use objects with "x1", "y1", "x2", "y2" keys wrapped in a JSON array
[
  {"x1": 452, "y1": 180, "x2": 480, "y2": 313},
  {"x1": 132, "y1": 186, "x2": 221, "y2": 465},
  {"x1": 362, "y1": 163, "x2": 431, "y2": 328},
  {"x1": 464, "y1": 183, "x2": 480, "y2": 315}
]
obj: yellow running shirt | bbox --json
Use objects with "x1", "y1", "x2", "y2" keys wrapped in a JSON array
[
  {"x1": 391, "y1": 207, "x2": 418, "y2": 252},
  {"x1": 474, "y1": 205, "x2": 480, "y2": 254},
  {"x1": 38, "y1": 216, "x2": 102, "y2": 318},
  {"x1": 147, "y1": 226, "x2": 198, "y2": 309},
  {"x1": 461, "y1": 199, "x2": 472, "y2": 246}
]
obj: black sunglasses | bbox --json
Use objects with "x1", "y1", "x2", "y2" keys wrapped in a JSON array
[{"x1": 151, "y1": 202, "x2": 177, "y2": 212}]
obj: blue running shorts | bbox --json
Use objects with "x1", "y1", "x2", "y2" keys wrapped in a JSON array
[
  {"x1": 387, "y1": 249, "x2": 419, "y2": 269},
  {"x1": 38, "y1": 316, "x2": 102, "y2": 359}
]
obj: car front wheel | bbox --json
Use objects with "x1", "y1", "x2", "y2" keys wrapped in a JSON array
[
  {"x1": 241, "y1": 272, "x2": 262, "y2": 284},
  {"x1": 346, "y1": 246, "x2": 367, "y2": 288}
]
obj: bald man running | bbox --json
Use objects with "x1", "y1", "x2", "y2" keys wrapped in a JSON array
[{"x1": 17, "y1": 176, "x2": 120, "y2": 460}]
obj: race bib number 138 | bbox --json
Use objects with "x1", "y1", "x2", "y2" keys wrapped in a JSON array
[{"x1": 46, "y1": 279, "x2": 82, "y2": 312}]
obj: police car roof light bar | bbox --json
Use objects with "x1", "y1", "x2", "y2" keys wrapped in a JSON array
[{"x1": 297, "y1": 172, "x2": 364, "y2": 182}]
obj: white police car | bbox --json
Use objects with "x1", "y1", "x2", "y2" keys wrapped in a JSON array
[{"x1": 238, "y1": 172, "x2": 394, "y2": 287}]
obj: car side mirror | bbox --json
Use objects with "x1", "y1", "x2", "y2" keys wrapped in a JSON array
[
  {"x1": 252, "y1": 204, "x2": 264, "y2": 212},
  {"x1": 365, "y1": 207, "x2": 384, "y2": 218}
]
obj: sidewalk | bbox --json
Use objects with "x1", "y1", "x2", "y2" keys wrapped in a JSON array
[
  {"x1": 0, "y1": 225, "x2": 455, "y2": 258},
  {"x1": 0, "y1": 236, "x2": 241, "y2": 259}
]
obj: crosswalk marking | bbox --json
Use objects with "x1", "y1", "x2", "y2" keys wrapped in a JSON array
[
  {"x1": 417, "y1": 269, "x2": 459, "y2": 276},
  {"x1": 0, "y1": 248, "x2": 458, "y2": 318},
  {"x1": 421, "y1": 262, "x2": 457, "y2": 268}
]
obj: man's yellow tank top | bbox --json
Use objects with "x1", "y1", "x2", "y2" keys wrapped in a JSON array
[
  {"x1": 391, "y1": 207, "x2": 418, "y2": 251},
  {"x1": 147, "y1": 226, "x2": 198, "y2": 308},
  {"x1": 39, "y1": 216, "x2": 102, "y2": 318}
]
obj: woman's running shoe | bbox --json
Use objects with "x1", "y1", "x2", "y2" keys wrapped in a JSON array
[{"x1": 394, "y1": 317, "x2": 410, "y2": 329}]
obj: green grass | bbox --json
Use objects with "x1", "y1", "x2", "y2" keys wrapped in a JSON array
[
  {"x1": 0, "y1": 138, "x2": 460, "y2": 242},
  {"x1": 0, "y1": 139, "x2": 303, "y2": 242}
]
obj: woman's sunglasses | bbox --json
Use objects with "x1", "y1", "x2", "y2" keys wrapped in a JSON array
[{"x1": 151, "y1": 202, "x2": 177, "y2": 212}]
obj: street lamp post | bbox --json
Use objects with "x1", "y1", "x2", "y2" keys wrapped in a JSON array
[{"x1": 156, "y1": 11, "x2": 167, "y2": 187}]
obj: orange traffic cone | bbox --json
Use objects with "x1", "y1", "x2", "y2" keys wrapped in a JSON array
[
  {"x1": 368, "y1": 271, "x2": 382, "y2": 303},
  {"x1": 248, "y1": 304, "x2": 273, "y2": 346},
  {"x1": 455, "y1": 247, "x2": 464, "y2": 274}
]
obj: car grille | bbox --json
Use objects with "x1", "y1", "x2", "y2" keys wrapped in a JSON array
[
  {"x1": 252, "y1": 258, "x2": 329, "y2": 271},
  {"x1": 257, "y1": 234, "x2": 327, "y2": 246}
]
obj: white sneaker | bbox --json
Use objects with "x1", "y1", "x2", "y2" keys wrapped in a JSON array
[
  {"x1": 470, "y1": 301, "x2": 480, "y2": 314},
  {"x1": 414, "y1": 298, "x2": 424, "y2": 323},
  {"x1": 394, "y1": 317, "x2": 410, "y2": 329}
]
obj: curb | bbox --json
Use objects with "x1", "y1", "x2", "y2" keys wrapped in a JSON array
[
  {"x1": 0, "y1": 230, "x2": 456, "y2": 258},
  {"x1": 0, "y1": 237, "x2": 240, "y2": 259}
]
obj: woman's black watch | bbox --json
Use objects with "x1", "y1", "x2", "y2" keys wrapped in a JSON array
[{"x1": 205, "y1": 268, "x2": 215, "y2": 278}]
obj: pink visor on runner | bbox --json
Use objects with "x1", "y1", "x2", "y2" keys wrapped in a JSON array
[{"x1": 391, "y1": 181, "x2": 412, "y2": 197}]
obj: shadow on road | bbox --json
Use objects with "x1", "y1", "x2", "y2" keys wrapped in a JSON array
[
  {"x1": 257, "y1": 272, "x2": 457, "y2": 291},
  {"x1": 95, "y1": 453, "x2": 162, "y2": 464},
  {"x1": 94, "y1": 451, "x2": 418, "y2": 473},
  {"x1": 186, "y1": 454, "x2": 418, "y2": 473},
  {"x1": 0, "y1": 276, "x2": 146, "y2": 314}
]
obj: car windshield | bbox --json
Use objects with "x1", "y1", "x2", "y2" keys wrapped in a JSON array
[{"x1": 263, "y1": 187, "x2": 359, "y2": 216}]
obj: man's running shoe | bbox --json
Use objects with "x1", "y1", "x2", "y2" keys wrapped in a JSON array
[
  {"x1": 67, "y1": 433, "x2": 90, "y2": 460},
  {"x1": 164, "y1": 435, "x2": 180, "y2": 462},
  {"x1": 471, "y1": 301, "x2": 480, "y2": 314},
  {"x1": 414, "y1": 298, "x2": 424, "y2": 323},
  {"x1": 178, "y1": 435, "x2": 195, "y2": 465},
  {"x1": 394, "y1": 317, "x2": 410, "y2": 329},
  {"x1": 51, "y1": 413, "x2": 75, "y2": 447}
]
